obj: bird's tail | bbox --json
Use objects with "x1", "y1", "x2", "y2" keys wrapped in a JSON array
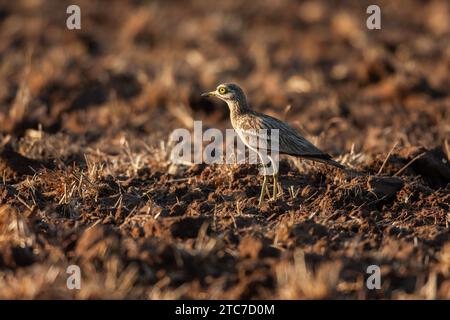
[{"x1": 303, "y1": 155, "x2": 363, "y2": 178}]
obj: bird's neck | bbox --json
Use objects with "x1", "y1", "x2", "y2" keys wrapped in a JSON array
[{"x1": 227, "y1": 100, "x2": 250, "y2": 116}]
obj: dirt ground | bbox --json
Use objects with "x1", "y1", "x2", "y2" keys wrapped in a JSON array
[{"x1": 0, "y1": 0, "x2": 449, "y2": 299}]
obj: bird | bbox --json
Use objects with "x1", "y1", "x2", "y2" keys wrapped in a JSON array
[{"x1": 201, "y1": 83, "x2": 346, "y2": 206}]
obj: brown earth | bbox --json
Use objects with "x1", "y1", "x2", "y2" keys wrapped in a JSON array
[{"x1": 0, "y1": 0, "x2": 449, "y2": 299}]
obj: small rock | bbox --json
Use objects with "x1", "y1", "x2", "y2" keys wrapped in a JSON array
[
  {"x1": 0, "y1": 146, "x2": 47, "y2": 177},
  {"x1": 410, "y1": 147, "x2": 450, "y2": 188},
  {"x1": 368, "y1": 176, "x2": 404, "y2": 198},
  {"x1": 170, "y1": 216, "x2": 210, "y2": 239}
]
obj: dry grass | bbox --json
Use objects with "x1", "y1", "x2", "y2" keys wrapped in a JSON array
[{"x1": 276, "y1": 250, "x2": 342, "y2": 299}]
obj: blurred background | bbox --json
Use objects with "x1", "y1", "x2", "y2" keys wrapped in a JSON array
[{"x1": 0, "y1": 0, "x2": 448, "y2": 154}]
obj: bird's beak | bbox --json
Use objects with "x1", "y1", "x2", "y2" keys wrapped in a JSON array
[{"x1": 201, "y1": 91, "x2": 216, "y2": 98}]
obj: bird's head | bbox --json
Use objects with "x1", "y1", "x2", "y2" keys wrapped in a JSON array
[{"x1": 201, "y1": 83, "x2": 247, "y2": 110}]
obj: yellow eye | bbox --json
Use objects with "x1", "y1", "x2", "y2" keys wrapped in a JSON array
[{"x1": 218, "y1": 87, "x2": 227, "y2": 94}]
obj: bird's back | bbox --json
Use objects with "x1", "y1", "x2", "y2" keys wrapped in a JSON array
[{"x1": 232, "y1": 110, "x2": 332, "y2": 159}]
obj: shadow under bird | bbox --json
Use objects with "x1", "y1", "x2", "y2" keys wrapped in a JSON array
[{"x1": 202, "y1": 83, "x2": 346, "y2": 206}]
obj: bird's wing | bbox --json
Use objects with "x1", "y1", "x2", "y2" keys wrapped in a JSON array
[
  {"x1": 233, "y1": 112, "x2": 347, "y2": 169},
  {"x1": 233, "y1": 114, "x2": 280, "y2": 152},
  {"x1": 256, "y1": 113, "x2": 332, "y2": 159},
  {"x1": 234, "y1": 112, "x2": 330, "y2": 157}
]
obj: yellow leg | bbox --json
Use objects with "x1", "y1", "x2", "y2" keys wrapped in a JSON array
[
  {"x1": 258, "y1": 175, "x2": 268, "y2": 207},
  {"x1": 272, "y1": 172, "x2": 278, "y2": 200}
]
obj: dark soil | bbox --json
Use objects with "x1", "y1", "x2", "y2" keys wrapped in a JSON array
[{"x1": 0, "y1": 0, "x2": 449, "y2": 299}]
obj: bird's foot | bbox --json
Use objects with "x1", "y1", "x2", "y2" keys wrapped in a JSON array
[
  {"x1": 271, "y1": 174, "x2": 279, "y2": 201},
  {"x1": 258, "y1": 175, "x2": 274, "y2": 207}
]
